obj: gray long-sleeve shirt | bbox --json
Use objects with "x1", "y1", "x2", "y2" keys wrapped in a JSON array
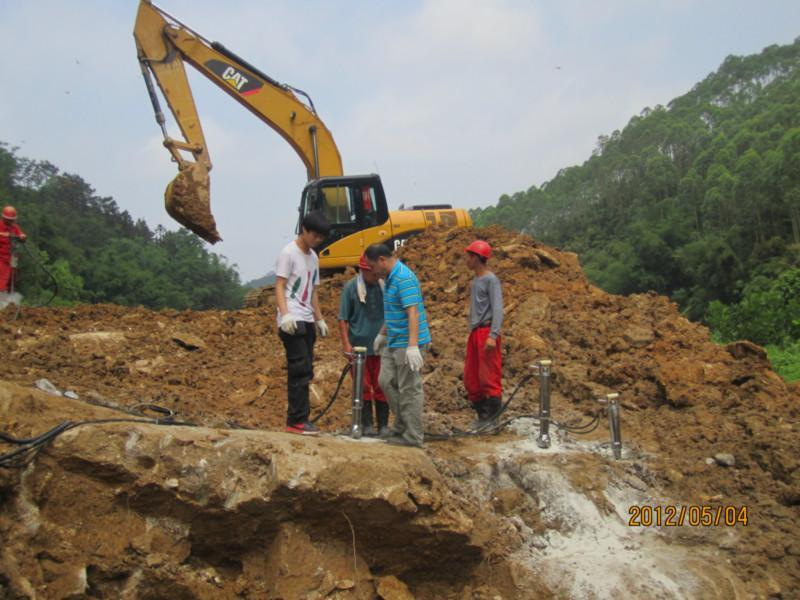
[{"x1": 469, "y1": 272, "x2": 503, "y2": 339}]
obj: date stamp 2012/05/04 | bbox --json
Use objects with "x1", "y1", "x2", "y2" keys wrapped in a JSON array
[{"x1": 628, "y1": 505, "x2": 748, "y2": 527}]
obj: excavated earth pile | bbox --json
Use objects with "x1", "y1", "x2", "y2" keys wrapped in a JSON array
[{"x1": 1, "y1": 225, "x2": 798, "y2": 599}]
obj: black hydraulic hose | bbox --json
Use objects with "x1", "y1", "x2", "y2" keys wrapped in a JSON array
[
  {"x1": 0, "y1": 371, "x2": 604, "y2": 465},
  {"x1": 310, "y1": 362, "x2": 352, "y2": 424},
  {"x1": 476, "y1": 410, "x2": 602, "y2": 437},
  {"x1": 433, "y1": 410, "x2": 601, "y2": 440},
  {"x1": 471, "y1": 373, "x2": 535, "y2": 433},
  {"x1": 130, "y1": 403, "x2": 175, "y2": 420},
  {"x1": 211, "y1": 42, "x2": 285, "y2": 90},
  {"x1": 16, "y1": 240, "x2": 59, "y2": 307},
  {"x1": 0, "y1": 421, "x2": 73, "y2": 467},
  {"x1": 0, "y1": 445, "x2": 43, "y2": 468},
  {"x1": 0, "y1": 364, "x2": 346, "y2": 467},
  {"x1": 425, "y1": 373, "x2": 603, "y2": 441},
  {"x1": 0, "y1": 421, "x2": 73, "y2": 446},
  {"x1": 425, "y1": 373, "x2": 535, "y2": 441},
  {"x1": 74, "y1": 417, "x2": 196, "y2": 428},
  {"x1": 473, "y1": 413, "x2": 539, "y2": 436},
  {"x1": 0, "y1": 416, "x2": 197, "y2": 469},
  {"x1": 82, "y1": 397, "x2": 179, "y2": 422},
  {"x1": 555, "y1": 413, "x2": 602, "y2": 433}
]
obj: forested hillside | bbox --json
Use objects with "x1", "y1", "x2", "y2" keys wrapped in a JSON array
[
  {"x1": 472, "y1": 38, "x2": 800, "y2": 376},
  {"x1": 0, "y1": 143, "x2": 246, "y2": 309}
]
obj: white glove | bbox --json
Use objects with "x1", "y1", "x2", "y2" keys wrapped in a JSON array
[
  {"x1": 279, "y1": 314, "x2": 297, "y2": 335},
  {"x1": 406, "y1": 346, "x2": 423, "y2": 372},
  {"x1": 373, "y1": 333, "x2": 387, "y2": 354},
  {"x1": 316, "y1": 319, "x2": 329, "y2": 337}
]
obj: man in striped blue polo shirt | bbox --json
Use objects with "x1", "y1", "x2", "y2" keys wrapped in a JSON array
[{"x1": 365, "y1": 243, "x2": 431, "y2": 448}]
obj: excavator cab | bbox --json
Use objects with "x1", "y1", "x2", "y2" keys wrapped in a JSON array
[{"x1": 299, "y1": 175, "x2": 389, "y2": 265}]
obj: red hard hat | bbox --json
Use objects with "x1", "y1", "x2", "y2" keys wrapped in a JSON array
[
  {"x1": 2, "y1": 205, "x2": 16, "y2": 220},
  {"x1": 358, "y1": 254, "x2": 372, "y2": 271},
  {"x1": 465, "y1": 240, "x2": 491, "y2": 259}
]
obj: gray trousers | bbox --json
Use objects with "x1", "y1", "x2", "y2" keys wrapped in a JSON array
[{"x1": 378, "y1": 347, "x2": 425, "y2": 446}]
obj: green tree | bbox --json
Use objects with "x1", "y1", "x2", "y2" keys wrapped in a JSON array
[
  {"x1": 706, "y1": 267, "x2": 800, "y2": 345},
  {"x1": 475, "y1": 37, "x2": 800, "y2": 347},
  {"x1": 2, "y1": 144, "x2": 247, "y2": 310}
]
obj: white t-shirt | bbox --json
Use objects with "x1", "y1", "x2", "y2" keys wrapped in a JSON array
[{"x1": 275, "y1": 239, "x2": 319, "y2": 324}]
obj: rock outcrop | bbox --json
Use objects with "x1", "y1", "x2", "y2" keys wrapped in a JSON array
[{"x1": 0, "y1": 384, "x2": 481, "y2": 598}]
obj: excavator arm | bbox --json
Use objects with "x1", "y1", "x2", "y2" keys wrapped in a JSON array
[{"x1": 133, "y1": 0, "x2": 343, "y2": 242}]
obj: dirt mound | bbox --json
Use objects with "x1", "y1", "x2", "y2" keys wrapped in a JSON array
[
  {"x1": 1, "y1": 225, "x2": 798, "y2": 597},
  {"x1": 400, "y1": 226, "x2": 799, "y2": 593}
]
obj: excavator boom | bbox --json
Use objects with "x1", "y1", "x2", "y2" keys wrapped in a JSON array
[
  {"x1": 134, "y1": 1, "x2": 472, "y2": 274},
  {"x1": 133, "y1": 0, "x2": 343, "y2": 242}
]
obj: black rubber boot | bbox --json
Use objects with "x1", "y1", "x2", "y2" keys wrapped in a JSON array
[
  {"x1": 475, "y1": 398, "x2": 490, "y2": 418},
  {"x1": 362, "y1": 400, "x2": 376, "y2": 436},
  {"x1": 486, "y1": 397, "x2": 502, "y2": 421},
  {"x1": 375, "y1": 401, "x2": 390, "y2": 437},
  {"x1": 471, "y1": 398, "x2": 490, "y2": 429}
]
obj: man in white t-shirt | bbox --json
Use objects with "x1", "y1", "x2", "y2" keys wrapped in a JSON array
[{"x1": 275, "y1": 211, "x2": 331, "y2": 435}]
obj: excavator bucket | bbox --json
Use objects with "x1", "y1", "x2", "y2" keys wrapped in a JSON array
[{"x1": 164, "y1": 163, "x2": 222, "y2": 243}]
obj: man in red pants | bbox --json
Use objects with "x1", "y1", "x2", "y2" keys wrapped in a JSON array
[
  {"x1": 338, "y1": 254, "x2": 388, "y2": 435},
  {"x1": 0, "y1": 205, "x2": 27, "y2": 293},
  {"x1": 463, "y1": 240, "x2": 503, "y2": 427}
]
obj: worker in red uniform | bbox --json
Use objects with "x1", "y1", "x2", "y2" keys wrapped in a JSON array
[
  {"x1": 0, "y1": 205, "x2": 26, "y2": 293},
  {"x1": 463, "y1": 240, "x2": 503, "y2": 427}
]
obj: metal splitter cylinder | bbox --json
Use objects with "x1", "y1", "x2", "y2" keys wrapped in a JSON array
[
  {"x1": 599, "y1": 392, "x2": 622, "y2": 459},
  {"x1": 351, "y1": 347, "x2": 367, "y2": 439},
  {"x1": 534, "y1": 359, "x2": 553, "y2": 448}
]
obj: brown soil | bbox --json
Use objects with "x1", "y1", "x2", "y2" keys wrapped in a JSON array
[{"x1": 1, "y1": 225, "x2": 798, "y2": 598}]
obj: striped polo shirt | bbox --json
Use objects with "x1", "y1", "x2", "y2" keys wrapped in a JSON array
[{"x1": 384, "y1": 260, "x2": 431, "y2": 349}]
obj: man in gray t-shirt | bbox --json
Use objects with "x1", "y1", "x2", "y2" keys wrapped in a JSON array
[{"x1": 463, "y1": 240, "x2": 504, "y2": 426}]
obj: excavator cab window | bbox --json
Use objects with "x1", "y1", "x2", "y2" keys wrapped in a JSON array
[
  {"x1": 320, "y1": 186, "x2": 357, "y2": 226},
  {"x1": 299, "y1": 178, "x2": 388, "y2": 251},
  {"x1": 361, "y1": 185, "x2": 378, "y2": 227}
]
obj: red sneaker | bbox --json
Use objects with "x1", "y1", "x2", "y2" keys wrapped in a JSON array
[{"x1": 285, "y1": 422, "x2": 320, "y2": 436}]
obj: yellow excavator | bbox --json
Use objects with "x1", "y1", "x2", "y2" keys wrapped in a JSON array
[{"x1": 133, "y1": 0, "x2": 471, "y2": 271}]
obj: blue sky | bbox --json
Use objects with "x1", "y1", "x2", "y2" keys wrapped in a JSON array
[{"x1": 1, "y1": 1, "x2": 798, "y2": 280}]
